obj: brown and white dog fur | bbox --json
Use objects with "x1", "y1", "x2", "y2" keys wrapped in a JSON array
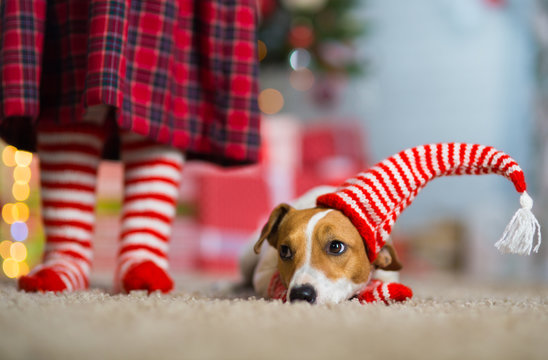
[{"x1": 240, "y1": 186, "x2": 402, "y2": 305}]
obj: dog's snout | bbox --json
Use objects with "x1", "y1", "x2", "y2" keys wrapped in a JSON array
[{"x1": 289, "y1": 284, "x2": 317, "y2": 304}]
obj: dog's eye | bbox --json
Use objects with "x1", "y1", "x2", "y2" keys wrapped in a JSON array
[
  {"x1": 279, "y1": 245, "x2": 293, "y2": 260},
  {"x1": 326, "y1": 240, "x2": 346, "y2": 255}
]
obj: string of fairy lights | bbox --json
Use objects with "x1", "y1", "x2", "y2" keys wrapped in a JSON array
[{"x1": 0, "y1": 145, "x2": 33, "y2": 279}]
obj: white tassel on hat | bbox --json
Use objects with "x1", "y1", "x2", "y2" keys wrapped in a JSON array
[{"x1": 495, "y1": 191, "x2": 542, "y2": 255}]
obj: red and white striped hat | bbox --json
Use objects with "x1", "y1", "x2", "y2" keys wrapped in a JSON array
[{"x1": 316, "y1": 143, "x2": 542, "y2": 262}]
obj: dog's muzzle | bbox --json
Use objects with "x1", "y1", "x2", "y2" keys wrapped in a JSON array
[{"x1": 289, "y1": 284, "x2": 317, "y2": 304}]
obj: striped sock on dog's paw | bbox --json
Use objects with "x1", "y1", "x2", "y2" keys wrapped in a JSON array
[
  {"x1": 19, "y1": 124, "x2": 104, "y2": 292},
  {"x1": 357, "y1": 280, "x2": 413, "y2": 305},
  {"x1": 115, "y1": 132, "x2": 184, "y2": 294}
]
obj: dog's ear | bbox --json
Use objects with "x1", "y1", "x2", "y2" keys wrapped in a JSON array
[
  {"x1": 372, "y1": 243, "x2": 402, "y2": 271},
  {"x1": 254, "y1": 203, "x2": 293, "y2": 254}
]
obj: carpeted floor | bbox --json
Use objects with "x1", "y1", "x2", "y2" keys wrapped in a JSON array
[{"x1": 0, "y1": 275, "x2": 547, "y2": 360}]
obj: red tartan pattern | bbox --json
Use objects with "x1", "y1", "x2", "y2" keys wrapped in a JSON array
[
  {"x1": 0, "y1": 0, "x2": 46, "y2": 118},
  {"x1": 317, "y1": 143, "x2": 527, "y2": 262},
  {"x1": 0, "y1": 0, "x2": 260, "y2": 165},
  {"x1": 267, "y1": 272, "x2": 412, "y2": 305}
]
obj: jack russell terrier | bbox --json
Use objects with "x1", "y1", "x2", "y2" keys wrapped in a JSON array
[
  {"x1": 240, "y1": 186, "x2": 405, "y2": 305},
  {"x1": 240, "y1": 143, "x2": 541, "y2": 305}
]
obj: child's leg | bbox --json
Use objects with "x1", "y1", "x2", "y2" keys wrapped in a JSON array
[
  {"x1": 19, "y1": 123, "x2": 104, "y2": 292},
  {"x1": 115, "y1": 132, "x2": 184, "y2": 293}
]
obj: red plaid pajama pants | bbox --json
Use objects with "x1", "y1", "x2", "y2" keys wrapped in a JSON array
[{"x1": 0, "y1": 0, "x2": 260, "y2": 165}]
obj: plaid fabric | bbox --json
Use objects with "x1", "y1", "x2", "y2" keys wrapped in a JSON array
[
  {"x1": 0, "y1": 0, "x2": 46, "y2": 118},
  {"x1": 0, "y1": 0, "x2": 260, "y2": 165}
]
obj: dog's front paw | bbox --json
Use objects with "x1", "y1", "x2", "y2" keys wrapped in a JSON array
[{"x1": 357, "y1": 280, "x2": 413, "y2": 305}]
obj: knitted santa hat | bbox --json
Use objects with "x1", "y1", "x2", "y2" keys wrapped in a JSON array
[{"x1": 316, "y1": 143, "x2": 542, "y2": 262}]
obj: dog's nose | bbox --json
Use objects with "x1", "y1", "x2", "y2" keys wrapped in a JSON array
[{"x1": 289, "y1": 284, "x2": 317, "y2": 304}]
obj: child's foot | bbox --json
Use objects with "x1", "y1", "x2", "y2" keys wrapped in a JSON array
[
  {"x1": 18, "y1": 264, "x2": 89, "y2": 292},
  {"x1": 120, "y1": 260, "x2": 174, "y2": 294}
]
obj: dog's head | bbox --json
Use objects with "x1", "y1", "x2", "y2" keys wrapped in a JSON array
[{"x1": 254, "y1": 203, "x2": 401, "y2": 304}]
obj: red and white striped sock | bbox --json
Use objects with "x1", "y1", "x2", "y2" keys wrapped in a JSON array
[
  {"x1": 356, "y1": 279, "x2": 413, "y2": 305},
  {"x1": 19, "y1": 123, "x2": 104, "y2": 292},
  {"x1": 115, "y1": 132, "x2": 184, "y2": 293}
]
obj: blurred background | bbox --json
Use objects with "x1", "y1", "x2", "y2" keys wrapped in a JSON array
[{"x1": 2, "y1": 0, "x2": 548, "y2": 285}]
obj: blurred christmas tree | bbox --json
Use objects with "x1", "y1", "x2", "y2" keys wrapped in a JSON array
[{"x1": 258, "y1": 0, "x2": 366, "y2": 76}]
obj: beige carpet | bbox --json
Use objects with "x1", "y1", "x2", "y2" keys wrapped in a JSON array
[{"x1": 0, "y1": 275, "x2": 547, "y2": 360}]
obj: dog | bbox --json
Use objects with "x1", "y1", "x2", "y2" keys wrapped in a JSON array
[
  {"x1": 241, "y1": 142, "x2": 543, "y2": 304},
  {"x1": 240, "y1": 186, "x2": 402, "y2": 305}
]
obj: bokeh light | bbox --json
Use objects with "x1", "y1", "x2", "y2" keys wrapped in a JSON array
[
  {"x1": 290, "y1": 68, "x2": 315, "y2": 91},
  {"x1": 0, "y1": 240, "x2": 12, "y2": 259},
  {"x1": 10, "y1": 242, "x2": 27, "y2": 262},
  {"x1": 14, "y1": 202, "x2": 29, "y2": 222},
  {"x1": 13, "y1": 165, "x2": 31, "y2": 184},
  {"x1": 289, "y1": 48, "x2": 311, "y2": 70},
  {"x1": 14, "y1": 150, "x2": 32, "y2": 167},
  {"x1": 289, "y1": 24, "x2": 314, "y2": 48},
  {"x1": 2, "y1": 203, "x2": 15, "y2": 224},
  {"x1": 2, "y1": 258, "x2": 19, "y2": 278},
  {"x1": 12, "y1": 182, "x2": 30, "y2": 201},
  {"x1": 2, "y1": 145, "x2": 17, "y2": 167},
  {"x1": 18, "y1": 261, "x2": 29, "y2": 276},
  {"x1": 259, "y1": 88, "x2": 285, "y2": 115},
  {"x1": 11, "y1": 222, "x2": 28, "y2": 242},
  {"x1": 258, "y1": 40, "x2": 267, "y2": 61},
  {"x1": 282, "y1": 0, "x2": 328, "y2": 12}
]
